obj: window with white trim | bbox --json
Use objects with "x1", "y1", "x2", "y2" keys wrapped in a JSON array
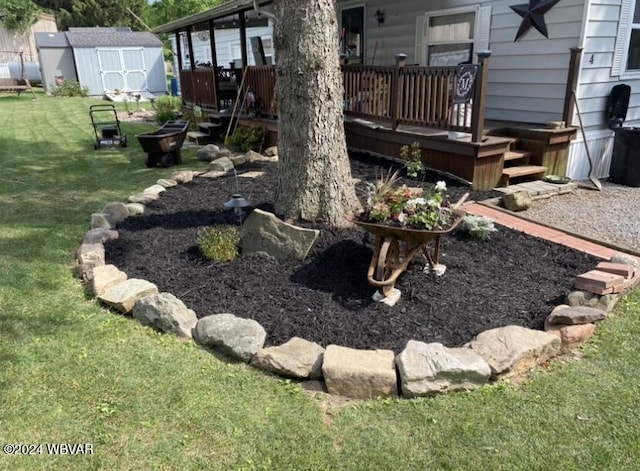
[
  {"x1": 415, "y1": 6, "x2": 491, "y2": 67},
  {"x1": 427, "y1": 11, "x2": 475, "y2": 66},
  {"x1": 627, "y1": 0, "x2": 640, "y2": 70}
]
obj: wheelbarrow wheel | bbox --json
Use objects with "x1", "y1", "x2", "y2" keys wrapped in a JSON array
[
  {"x1": 160, "y1": 153, "x2": 175, "y2": 168},
  {"x1": 144, "y1": 154, "x2": 155, "y2": 168}
]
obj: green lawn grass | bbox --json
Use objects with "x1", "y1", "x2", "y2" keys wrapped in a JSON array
[{"x1": 1, "y1": 90, "x2": 639, "y2": 470}]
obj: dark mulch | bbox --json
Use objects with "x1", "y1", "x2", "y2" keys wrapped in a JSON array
[{"x1": 105, "y1": 152, "x2": 599, "y2": 352}]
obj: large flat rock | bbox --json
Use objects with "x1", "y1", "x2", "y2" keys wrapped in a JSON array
[
  {"x1": 322, "y1": 345, "x2": 397, "y2": 399},
  {"x1": 240, "y1": 209, "x2": 319, "y2": 261},
  {"x1": 465, "y1": 325, "x2": 561, "y2": 379},
  {"x1": 251, "y1": 336, "x2": 324, "y2": 379},
  {"x1": 396, "y1": 341, "x2": 491, "y2": 397}
]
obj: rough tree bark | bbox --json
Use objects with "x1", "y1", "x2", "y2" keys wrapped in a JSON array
[{"x1": 272, "y1": 0, "x2": 360, "y2": 226}]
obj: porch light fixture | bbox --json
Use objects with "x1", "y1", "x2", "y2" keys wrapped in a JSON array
[{"x1": 375, "y1": 10, "x2": 385, "y2": 26}]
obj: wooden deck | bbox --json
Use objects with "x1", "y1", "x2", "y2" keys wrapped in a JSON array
[
  {"x1": 229, "y1": 113, "x2": 577, "y2": 191},
  {"x1": 182, "y1": 57, "x2": 575, "y2": 191}
]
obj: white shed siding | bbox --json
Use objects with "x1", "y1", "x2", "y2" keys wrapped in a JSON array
[{"x1": 74, "y1": 46, "x2": 165, "y2": 96}]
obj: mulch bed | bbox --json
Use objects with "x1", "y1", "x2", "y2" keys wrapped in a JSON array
[{"x1": 105, "y1": 152, "x2": 599, "y2": 352}]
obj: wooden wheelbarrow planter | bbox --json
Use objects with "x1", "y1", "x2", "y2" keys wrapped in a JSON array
[{"x1": 352, "y1": 193, "x2": 469, "y2": 301}]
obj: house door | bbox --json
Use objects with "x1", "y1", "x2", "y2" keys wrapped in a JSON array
[
  {"x1": 96, "y1": 47, "x2": 148, "y2": 93},
  {"x1": 341, "y1": 6, "x2": 364, "y2": 64}
]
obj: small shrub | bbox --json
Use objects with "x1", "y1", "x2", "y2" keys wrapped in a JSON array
[
  {"x1": 197, "y1": 226, "x2": 239, "y2": 262},
  {"x1": 224, "y1": 126, "x2": 265, "y2": 153},
  {"x1": 401, "y1": 142, "x2": 425, "y2": 178},
  {"x1": 153, "y1": 95, "x2": 182, "y2": 124},
  {"x1": 462, "y1": 215, "x2": 497, "y2": 240},
  {"x1": 50, "y1": 80, "x2": 89, "y2": 97}
]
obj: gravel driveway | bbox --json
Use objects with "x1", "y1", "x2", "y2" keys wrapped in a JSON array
[{"x1": 523, "y1": 179, "x2": 640, "y2": 253}]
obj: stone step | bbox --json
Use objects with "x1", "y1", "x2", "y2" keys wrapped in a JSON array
[{"x1": 187, "y1": 131, "x2": 210, "y2": 145}]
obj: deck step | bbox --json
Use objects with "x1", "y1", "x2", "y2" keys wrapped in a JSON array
[
  {"x1": 198, "y1": 122, "x2": 222, "y2": 139},
  {"x1": 504, "y1": 150, "x2": 531, "y2": 163},
  {"x1": 198, "y1": 122, "x2": 221, "y2": 130},
  {"x1": 500, "y1": 165, "x2": 547, "y2": 187}
]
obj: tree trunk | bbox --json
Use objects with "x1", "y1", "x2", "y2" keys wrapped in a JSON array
[{"x1": 272, "y1": 0, "x2": 360, "y2": 225}]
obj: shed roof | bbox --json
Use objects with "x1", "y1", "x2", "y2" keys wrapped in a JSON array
[
  {"x1": 65, "y1": 29, "x2": 162, "y2": 48},
  {"x1": 35, "y1": 32, "x2": 70, "y2": 48}
]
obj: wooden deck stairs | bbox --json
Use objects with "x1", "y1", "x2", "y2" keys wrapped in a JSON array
[
  {"x1": 499, "y1": 138, "x2": 547, "y2": 187},
  {"x1": 186, "y1": 113, "x2": 232, "y2": 145}
]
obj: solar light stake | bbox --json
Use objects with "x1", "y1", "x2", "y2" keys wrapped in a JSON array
[{"x1": 224, "y1": 194, "x2": 251, "y2": 226}]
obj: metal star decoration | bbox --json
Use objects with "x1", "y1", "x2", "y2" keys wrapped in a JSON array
[{"x1": 510, "y1": 0, "x2": 560, "y2": 41}]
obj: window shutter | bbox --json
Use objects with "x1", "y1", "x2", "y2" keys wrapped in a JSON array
[
  {"x1": 415, "y1": 15, "x2": 426, "y2": 65},
  {"x1": 475, "y1": 5, "x2": 492, "y2": 58},
  {"x1": 612, "y1": 0, "x2": 632, "y2": 76}
]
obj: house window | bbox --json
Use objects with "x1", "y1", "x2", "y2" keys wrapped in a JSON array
[
  {"x1": 416, "y1": 6, "x2": 491, "y2": 67},
  {"x1": 340, "y1": 6, "x2": 365, "y2": 64},
  {"x1": 627, "y1": 0, "x2": 640, "y2": 70},
  {"x1": 427, "y1": 11, "x2": 475, "y2": 66}
]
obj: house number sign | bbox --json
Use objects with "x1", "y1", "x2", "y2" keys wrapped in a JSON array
[{"x1": 453, "y1": 64, "x2": 478, "y2": 105}]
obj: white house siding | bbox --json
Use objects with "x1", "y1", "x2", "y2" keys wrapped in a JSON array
[{"x1": 563, "y1": 0, "x2": 640, "y2": 180}]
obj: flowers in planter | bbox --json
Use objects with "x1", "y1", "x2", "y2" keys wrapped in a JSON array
[{"x1": 359, "y1": 169, "x2": 454, "y2": 230}]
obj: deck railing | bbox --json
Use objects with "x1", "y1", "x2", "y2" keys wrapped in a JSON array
[
  {"x1": 179, "y1": 68, "x2": 218, "y2": 109},
  {"x1": 243, "y1": 65, "x2": 277, "y2": 117},
  {"x1": 178, "y1": 52, "x2": 490, "y2": 140}
]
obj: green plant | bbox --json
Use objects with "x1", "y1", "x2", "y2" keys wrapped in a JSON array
[
  {"x1": 197, "y1": 225, "x2": 239, "y2": 262},
  {"x1": 224, "y1": 126, "x2": 265, "y2": 152},
  {"x1": 462, "y1": 214, "x2": 498, "y2": 240},
  {"x1": 401, "y1": 142, "x2": 425, "y2": 178},
  {"x1": 153, "y1": 95, "x2": 182, "y2": 124},
  {"x1": 50, "y1": 80, "x2": 89, "y2": 97}
]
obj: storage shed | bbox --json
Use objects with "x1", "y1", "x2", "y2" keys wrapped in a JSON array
[
  {"x1": 35, "y1": 31, "x2": 77, "y2": 93},
  {"x1": 36, "y1": 27, "x2": 166, "y2": 97}
]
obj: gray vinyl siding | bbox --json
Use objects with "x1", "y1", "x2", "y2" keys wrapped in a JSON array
[
  {"x1": 578, "y1": 0, "x2": 640, "y2": 129},
  {"x1": 337, "y1": 0, "x2": 586, "y2": 125}
]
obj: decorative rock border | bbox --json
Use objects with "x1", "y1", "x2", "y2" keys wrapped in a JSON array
[{"x1": 75, "y1": 149, "x2": 640, "y2": 400}]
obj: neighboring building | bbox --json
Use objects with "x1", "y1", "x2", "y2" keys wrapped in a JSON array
[
  {"x1": 36, "y1": 27, "x2": 167, "y2": 97},
  {"x1": 0, "y1": 12, "x2": 57, "y2": 84}
]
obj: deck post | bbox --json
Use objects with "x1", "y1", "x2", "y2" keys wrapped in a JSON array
[
  {"x1": 471, "y1": 51, "x2": 491, "y2": 143},
  {"x1": 391, "y1": 53, "x2": 407, "y2": 131},
  {"x1": 562, "y1": 47, "x2": 583, "y2": 127}
]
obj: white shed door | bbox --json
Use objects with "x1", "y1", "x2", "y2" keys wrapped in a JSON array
[{"x1": 97, "y1": 47, "x2": 147, "y2": 93}]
